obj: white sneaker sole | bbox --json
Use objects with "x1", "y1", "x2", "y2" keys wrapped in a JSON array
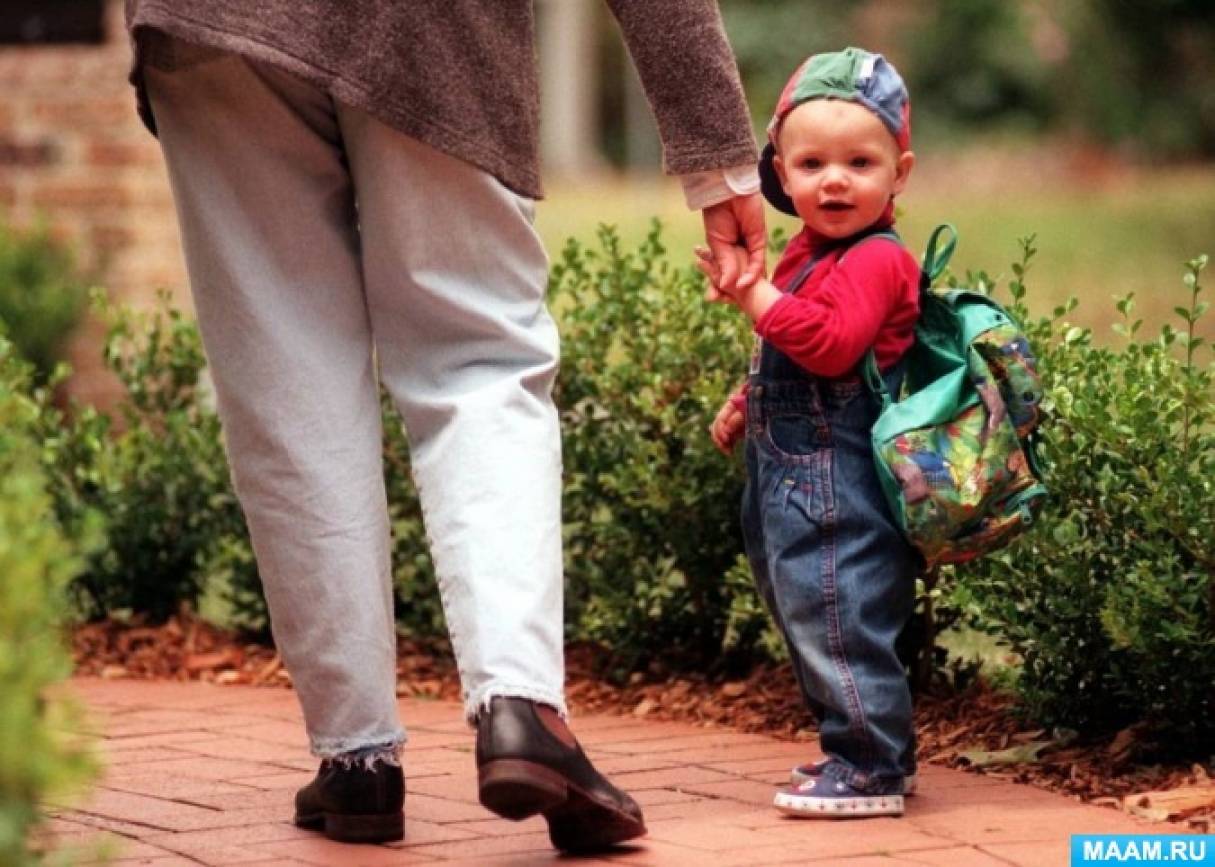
[
  {"x1": 790, "y1": 768, "x2": 918, "y2": 795},
  {"x1": 774, "y1": 790, "x2": 905, "y2": 818}
]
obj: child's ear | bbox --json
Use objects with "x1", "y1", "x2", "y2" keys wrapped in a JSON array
[
  {"x1": 892, "y1": 150, "x2": 915, "y2": 196},
  {"x1": 773, "y1": 153, "x2": 790, "y2": 192}
]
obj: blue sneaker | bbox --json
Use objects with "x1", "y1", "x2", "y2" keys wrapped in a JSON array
[
  {"x1": 790, "y1": 758, "x2": 917, "y2": 795},
  {"x1": 774, "y1": 775, "x2": 905, "y2": 818}
]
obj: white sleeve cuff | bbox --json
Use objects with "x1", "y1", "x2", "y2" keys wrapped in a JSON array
[{"x1": 679, "y1": 163, "x2": 761, "y2": 211}]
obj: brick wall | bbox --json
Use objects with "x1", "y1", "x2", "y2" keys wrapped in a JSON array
[{"x1": 0, "y1": 0, "x2": 184, "y2": 405}]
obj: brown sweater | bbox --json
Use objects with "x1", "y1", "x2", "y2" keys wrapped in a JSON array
[{"x1": 125, "y1": 0, "x2": 758, "y2": 198}]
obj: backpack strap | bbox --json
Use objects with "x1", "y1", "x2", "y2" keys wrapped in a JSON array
[
  {"x1": 862, "y1": 223, "x2": 958, "y2": 406},
  {"x1": 919, "y1": 223, "x2": 957, "y2": 291}
]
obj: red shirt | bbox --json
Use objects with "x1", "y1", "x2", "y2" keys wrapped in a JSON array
[
  {"x1": 729, "y1": 218, "x2": 920, "y2": 413},
  {"x1": 759, "y1": 224, "x2": 920, "y2": 377}
]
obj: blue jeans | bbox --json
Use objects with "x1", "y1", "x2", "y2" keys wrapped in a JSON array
[
  {"x1": 145, "y1": 37, "x2": 568, "y2": 759},
  {"x1": 741, "y1": 342, "x2": 918, "y2": 794}
]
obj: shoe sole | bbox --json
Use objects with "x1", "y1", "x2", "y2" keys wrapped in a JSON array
[
  {"x1": 293, "y1": 809, "x2": 404, "y2": 843},
  {"x1": 478, "y1": 758, "x2": 647, "y2": 852},
  {"x1": 790, "y1": 768, "x2": 918, "y2": 795},
  {"x1": 774, "y1": 790, "x2": 905, "y2": 818}
]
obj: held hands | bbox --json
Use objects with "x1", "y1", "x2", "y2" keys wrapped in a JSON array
[
  {"x1": 695, "y1": 243, "x2": 750, "y2": 303},
  {"x1": 695, "y1": 244, "x2": 782, "y2": 324},
  {"x1": 710, "y1": 399, "x2": 745, "y2": 455},
  {"x1": 701, "y1": 192, "x2": 767, "y2": 297}
]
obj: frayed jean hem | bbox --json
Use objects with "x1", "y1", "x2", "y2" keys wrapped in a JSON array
[
  {"x1": 464, "y1": 682, "x2": 568, "y2": 726},
  {"x1": 310, "y1": 729, "x2": 407, "y2": 767}
]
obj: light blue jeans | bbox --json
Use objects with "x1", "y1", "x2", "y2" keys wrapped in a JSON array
[
  {"x1": 143, "y1": 35, "x2": 567, "y2": 759},
  {"x1": 742, "y1": 339, "x2": 919, "y2": 794}
]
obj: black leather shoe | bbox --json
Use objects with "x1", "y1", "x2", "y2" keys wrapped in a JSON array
[
  {"x1": 293, "y1": 758, "x2": 404, "y2": 843},
  {"x1": 476, "y1": 696, "x2": 646, "y2": 852}
]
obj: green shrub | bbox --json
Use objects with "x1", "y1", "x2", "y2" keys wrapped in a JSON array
[
  {"x1": 1058, "y1": 2, "x2": 1215, "y2": 158},
  {"x1": 45, "y1": 293, "x2": 253, "y2": 623},
  {"x1": 903, "y1": 0, "x2": 1054, "y2": 135},
  {"x1": 0, "y1": 220, "x2": 87, "y2": 381},
  {"x1": 954, "y1": 247, "x2": 1214, "y2": 743},
  {"x1": 549, "y1": 223, "x2": 775, "y2": 674},
  {"x1": 0, "y1": 341, "x2": 98, "y2": 865}
]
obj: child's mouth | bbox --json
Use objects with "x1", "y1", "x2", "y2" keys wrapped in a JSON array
[{"x1": 821, "y1": 201, "x2": 852, "y2": 212}]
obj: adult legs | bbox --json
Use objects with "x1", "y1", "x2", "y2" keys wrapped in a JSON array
[
  {"x1": 146, "y1": 36, "x2": 641, "y2": 848},
  {"x1": 336, "y1": 106, "x2": 566, "y2": 720},
  {"x1": 332, "y1": 103, "x2": 642, "y2": 850},
  {"x1": 144, "y1": 42, "x2": 404, "y2": 758}
]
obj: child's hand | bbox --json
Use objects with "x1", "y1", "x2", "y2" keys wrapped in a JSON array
[
  {"x1": 696, "y1": 244, "x2": 782, "y2": 325},
  {"x1": 709, "y1": 400, "x2": 745, "y2": 455},
  {"x1": 694, "y1": 244, "x2": 750, "y2": 304}
]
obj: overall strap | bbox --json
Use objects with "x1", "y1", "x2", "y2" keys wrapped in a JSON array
[
  {"x1": 766, "y1": 227, "x2": 907, "y2": 387},
  {"x1": 783, "y1": 227, "x2": 903, "y2": 295}
]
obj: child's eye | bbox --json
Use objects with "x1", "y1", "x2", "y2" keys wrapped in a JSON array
[
  {"x1": 801, "y1": 158, "x2": 822, "y2": 170},
  {"x1": 851, "y1": 157, "x2": 871, "y2": 168}
]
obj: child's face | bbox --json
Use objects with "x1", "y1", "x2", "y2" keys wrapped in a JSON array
[{"x1": 773, "y1": 100, "x2": 914, "y2": 239}]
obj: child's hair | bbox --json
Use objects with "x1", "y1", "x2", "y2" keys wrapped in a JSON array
[{"x1": 759, "y1": 47, "x2": 911, "y2": 216}]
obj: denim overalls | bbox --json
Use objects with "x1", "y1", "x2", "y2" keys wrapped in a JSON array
[{"x1": 741, "y1": 247, "x2": 920, "y2": 795}]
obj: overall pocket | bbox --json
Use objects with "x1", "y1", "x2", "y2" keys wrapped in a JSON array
[{"x1": 762, "y1": 411, "x2": 823, "y2": 463}]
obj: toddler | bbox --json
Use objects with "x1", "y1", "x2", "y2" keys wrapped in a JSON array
[{"x1": 697, "y1": 47, "x2": 921, "y2": 818}]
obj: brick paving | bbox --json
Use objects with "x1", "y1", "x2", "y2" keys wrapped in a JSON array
[{"x1": 42, "y1": 677, "x2": 1164, "y2": 866}]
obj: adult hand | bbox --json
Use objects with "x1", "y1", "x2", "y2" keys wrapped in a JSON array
[{"x1": 702, "y1": 192, "x2": 767, "y2": 297}]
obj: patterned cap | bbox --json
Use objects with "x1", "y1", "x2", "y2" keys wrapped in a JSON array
[{"x1": 759, "y1": 47, "x2": 912, "y2": 216}]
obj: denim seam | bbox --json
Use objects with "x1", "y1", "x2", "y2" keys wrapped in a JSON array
[
  {"x1": 818, "y1": 444, "x2": 878, "y2": 789},
  {"x1": 759, "y1": 495, "x2": 819, "y2": 724}
]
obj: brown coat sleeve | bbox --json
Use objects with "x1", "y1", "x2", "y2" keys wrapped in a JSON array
[{"x1": 606, "y1": 0, "x2": 758, "y2": 174}]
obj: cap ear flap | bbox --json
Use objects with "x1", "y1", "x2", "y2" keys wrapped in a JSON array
[
  {"x1": 759, "y1": 141, "x2": 798, "y2": 216},
  {"x1": 772, "y1": 152, "x2": 789, "y2": 191}
]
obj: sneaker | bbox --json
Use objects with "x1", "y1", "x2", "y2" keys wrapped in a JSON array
[
  {"x1": 790, "y1": 758, "x2": 918, "y2": 795},
  {"x1": 774, "y1": 775, "x2": 905, "y2": 818}
]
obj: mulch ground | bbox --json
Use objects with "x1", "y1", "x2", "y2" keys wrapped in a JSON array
[{"x1": 72, "y1": 613, "x2": 1214, "y2": 832}]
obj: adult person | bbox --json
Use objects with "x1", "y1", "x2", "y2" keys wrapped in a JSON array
[{"x1": 123, "y1": 0, "x2": 764, "y2": 852}]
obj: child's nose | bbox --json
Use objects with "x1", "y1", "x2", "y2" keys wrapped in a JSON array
[{"x1": 822, "y1": 165, "x2": 849, "y2": 189}]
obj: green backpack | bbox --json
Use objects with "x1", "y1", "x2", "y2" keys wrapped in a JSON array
[{"x1": 861, "y1": 225, "x2": 1048, "y2": 569}]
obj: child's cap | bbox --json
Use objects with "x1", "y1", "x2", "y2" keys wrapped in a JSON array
[{"x1": 759, "y1": 47, "x2": 911, "y2": 216}]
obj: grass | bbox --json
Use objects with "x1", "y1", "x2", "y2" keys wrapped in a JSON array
[{"x1": 536, "y1": 155, "x2": 1215, "y2": 343}]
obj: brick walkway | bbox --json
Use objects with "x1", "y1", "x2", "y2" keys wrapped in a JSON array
[{"x1": 43, "y1": 677, "x2": 1160, "y2": 866}]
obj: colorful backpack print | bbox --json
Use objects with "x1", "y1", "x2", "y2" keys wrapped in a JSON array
[{"x1": 862, "y1": 225, "x2": 1048, "y2": 569}]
